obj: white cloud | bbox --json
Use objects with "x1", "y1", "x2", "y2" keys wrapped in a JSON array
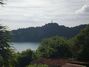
[
  {"x1": 0, "y1": 0, "x2": 89, "y2": 30},
  {"x1": 75, "y1": 5, "x2": 89, "y2": 14}
]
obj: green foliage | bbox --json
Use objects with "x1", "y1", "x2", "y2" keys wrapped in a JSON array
[
  {"x1": 15, "y1": 49, "x2": 34, "y2": 67},
  {"x1": 27, "y1": 64, "x2": 48, "y2": 67},
  {"x1": 75, "y1": 25, "x2": 89, "y2": 46},
  {"x1": 74, "y1": 25, "x2": 89, "y2": 60},
  {"x1": 73, "y1": 25, "x2": 89, "y2": 60},
  {"x1": 0, "y1": 25, "x2": 15, "y2": 67},
  {"x1": 36, "y1": 36, "x2": 72, "y2": 58}
]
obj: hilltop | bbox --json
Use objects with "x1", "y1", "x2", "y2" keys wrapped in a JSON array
[{"x1": 11, "y1": 23, "x2": 87, "y2": 42}]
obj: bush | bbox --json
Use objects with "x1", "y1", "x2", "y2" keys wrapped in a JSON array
[
  {"x1": 36, "y1": 36, "x2": 72, "y2": 58},
  {"x1": 15, "y1": 49, "x2": 34, "y2": 67},
  {"x1": 73, "y1": 25, "x2": 89, "y2": 60}
]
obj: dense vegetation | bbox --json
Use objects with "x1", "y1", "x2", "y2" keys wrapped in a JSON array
[
  {"x1": 0, "y1": 26, "x2": 15, "y2": 67},
  {"x1": 0, "y1": 24, "x2": 89, "y2": 67},
  {"x1": 15, "y1": 49, "x2": 34, "y2": 67},
  {"x1": 11, "y1": 23, "x2": 87, "y2": 42},
  {"x1": 36, "y1": 36, "x2": 72, "y2": 58},
  {"x1": 74, "y1": 25, "x2": 89, "y2": 61}
]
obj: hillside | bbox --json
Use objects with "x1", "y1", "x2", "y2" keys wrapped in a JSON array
[{"x1": 11, "y1": 23, "x2": 87, "y2": 42}]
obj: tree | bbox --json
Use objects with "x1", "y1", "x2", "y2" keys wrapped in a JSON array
[
  {"x1": 36, "y1": 36, "x2": 72, "y2": 58},
  {"x1": 0, "y1": 25, "x2": 14, "y2": 67},
  {"x1": 74, "y1": 25, "x2": 89, "y2": 60},
  {"x1": 15, "y1": 49, "x2": 34, "y2": 67}
]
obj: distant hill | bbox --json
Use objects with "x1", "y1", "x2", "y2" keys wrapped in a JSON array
[{"x1": 11, "y1": 23, "x2": 87, "y2": 42}]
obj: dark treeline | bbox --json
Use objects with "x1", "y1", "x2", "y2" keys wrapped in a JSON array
[{"x1": 11, "y1": 23, "x2": 87, "y2": 42}]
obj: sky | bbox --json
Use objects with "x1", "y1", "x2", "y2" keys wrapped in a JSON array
[{"x1": 0, "y1": 0, "x2": 89, "y2": 30}]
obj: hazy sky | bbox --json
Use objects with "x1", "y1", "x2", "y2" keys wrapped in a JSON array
[{"x1": 0, "y1": 0, "x2": 89, "y2": 30}]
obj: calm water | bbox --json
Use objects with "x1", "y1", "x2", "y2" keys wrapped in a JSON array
[{"x1": 12, "y1": 43, "x2": 40, "y2": 52}]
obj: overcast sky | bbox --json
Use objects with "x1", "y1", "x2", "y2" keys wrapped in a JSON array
[{"x1": 0, "y1": 0, "x2": 89, "y2": 30}]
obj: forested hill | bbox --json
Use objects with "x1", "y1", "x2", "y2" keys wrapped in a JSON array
[{"x1": 11, "y1": 23, "x2": 87, "y2": 42}]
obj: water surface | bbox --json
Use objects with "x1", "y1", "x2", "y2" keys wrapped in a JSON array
[{"x1": 12, "y1": 42, "x2": 40, "y2": 52}]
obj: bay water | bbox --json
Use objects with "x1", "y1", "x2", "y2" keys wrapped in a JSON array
[{"x1": 12, "y1": 42, "x2": 40, "y2": 52}]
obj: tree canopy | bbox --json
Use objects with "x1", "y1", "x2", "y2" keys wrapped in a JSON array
[
  {"x1": 74, "y1": 25, "x2": 89, "y2": 60},
  {"x1": 36, "y1": 36, "x2": 72, "y2": 58},
  {"x1": 15, "y1": 49, "x2": 34, "y2": 67},
  {"x1": 0, "y1": 25, "x2": 14, "y2": 67}
]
